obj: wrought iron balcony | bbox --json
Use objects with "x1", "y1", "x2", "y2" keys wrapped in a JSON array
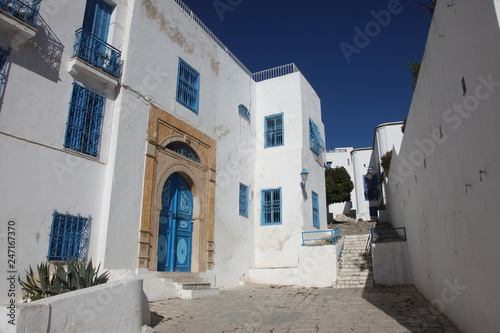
[
  {"x1": 0, "y1": 47, "x2": 10, "y2": 96},
  {"x1": 0, "y1": 0, "x2": 41, "y2": 28},
  {"x1": 73, "y1": 28, "x2": 122, "y2": 80}
]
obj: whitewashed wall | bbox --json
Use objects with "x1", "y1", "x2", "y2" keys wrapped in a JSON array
[
  {"x1": 386, "y1": 1, "x2": 500, "y2": 332},
  {"x1": 350, "y1": 148, "x2": 373, "y2": 221}
]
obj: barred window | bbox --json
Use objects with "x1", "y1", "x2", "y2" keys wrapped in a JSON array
[
  {"x1": 176, "y1": 58, "x2": 200, "y2": 114},
  {"x1": 309, "y1": 118, "x2": 325, "y2": 155},
  {"x1": 312, "y1": 191, "x2": 320, "y2": 229},
  {"x1": 261, "y1": 188, "x2": 281, "y2": 225},
  {"x1": 238, "y1": 104, "x2": 250, "y2": 122},
  {"x1": 64, "y1": 82, "x2": 105, "y2": 157},
  {"x1": 265, "y1": 113, "x2": 283, "y2": 148},
  {"x1": 239, "y1": 183, "x2": 249, "y2": 217},
  {"x1": 48, "y1": 211, "x2": 91, "y2": 262}
]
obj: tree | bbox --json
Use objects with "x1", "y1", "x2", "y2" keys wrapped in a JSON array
[
  {"x1": 325, "y1": 166, "x2": 354, "y2": 205},
  {"x1": 419, "y1": 0, "x2": 437, "y2": 15},
  {"x1": 407, "y1": 61, "x2": 421, "y2": 89},
  {"x1": 380, "y1": 151, "x2": 392, "y2": 177}
]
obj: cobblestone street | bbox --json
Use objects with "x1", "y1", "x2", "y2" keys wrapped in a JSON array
[{"x1": 149, "y1": 284, "x2": 460, "y2": 333}]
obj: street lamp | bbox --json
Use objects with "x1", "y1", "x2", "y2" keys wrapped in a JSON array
[{"x1": 300, "y1": 169, "x2": 309, "y2": 188}]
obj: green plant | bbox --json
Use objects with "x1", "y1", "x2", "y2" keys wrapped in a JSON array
[
  {"x1": 381, "y1": 151, "x2": 393, "y2": 177},
  {"x1": 407, "y1": 61, "x2": 421, "y2": 89},
  {"x1": 325, "y1": 166, "x2": 354, "y2": 205},
  {"x1": 19, "y1": 259, "x2": 109, "y2": 301}
]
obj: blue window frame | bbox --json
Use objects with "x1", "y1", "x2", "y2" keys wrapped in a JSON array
[
  {"x1": 264, "y1": 113, "x2": 283, "y2": 148},
  {"x1": 64, "y1": 82, "x2": 105, "y2": 157},
  {"x1": 239, "y1": 183, "x2": 249, "y2": 217},
  {"x1": 166, "y1": 141, "x2": 199, "y2": 162},
  {"x1": 0, "y1": 47, "x2": 10, "y2": 97},
  {"x1": 326, "y1": 162, "x2": 332, "y2": 169},
  {"x1": 309, "y1": 118, "x2": 325, "y2": 155},
  {"x1": 312, "y1": 191, "x2": 320, "y2": 229},
  {"x1": 261, "y1": 188, "x2": 281, "y2": 225},
  {"x1": 238, "y1": 104, "x2": 250, "y2": 122},
  {"x1": 48, "y1": 210, "x2": 91, "y2": 262},
  {"x1": 176, "y1": 58, "x2": 200, "y2": 114}
]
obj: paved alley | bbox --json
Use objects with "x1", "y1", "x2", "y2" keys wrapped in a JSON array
[{"x1": 149, "y1": 284, "x2": 459, "y2": 333}]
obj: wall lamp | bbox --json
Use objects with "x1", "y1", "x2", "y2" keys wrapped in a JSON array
[{"x1": 300, "y1": 169, "x2": 309, "y2": 188}]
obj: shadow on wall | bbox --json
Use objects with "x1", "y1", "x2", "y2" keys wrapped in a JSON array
[{"x1": 11, "y1": 15, "x2": 64, "y2": 83}]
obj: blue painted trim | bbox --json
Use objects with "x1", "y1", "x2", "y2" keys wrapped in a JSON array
[
  {"x1": 260, "y1": 187, "x2": 282, "y2": 225},
  {"x1": 238, "y1": 104, "x2": 250, "y2": 122},
  {"x1": 176, "y1": 58, "x2": 200, "y2": 114},
  {"x1": 48, "y1": 210, "x2": 91, "y2": 262},
  {"x1": 264, "y1": 113, "x2": 284, "y2": 148},
  {"x1": 309, "y1": 118, "x2": 325, "y2": 155},
  {"x1": 239, "y1": 183, "x2": 249, "y2": 217},
  {"x1": 312, "y1": 191, "x2": 320, "y2": 229}
]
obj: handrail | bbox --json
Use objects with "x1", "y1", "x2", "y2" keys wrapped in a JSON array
[
  {"x1": 73, "y1": 28, "x2": 122, "y2": 79},
  {"x1": 371, "y1": 224, "x2": 407, "y2": 243},
  {"x1": 302, "y1": 226, "x2": 341, "y2": 246},
  {"x1": 0, "y1": 0, "x2": 41, "y2": 28}
]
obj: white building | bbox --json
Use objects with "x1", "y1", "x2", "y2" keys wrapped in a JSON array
[
  {"x1": 325, "y1": 148, "x2": 356, "y2": 219},
  {"x1": 0, "y1": 0, "x2": 331, "y2": 307},
  {"x1": 384, "y1": 1, "x2": 500, "y2": 331},
  {"x1": 349, "y1": 122, "x2": 403, "y2": 221}
]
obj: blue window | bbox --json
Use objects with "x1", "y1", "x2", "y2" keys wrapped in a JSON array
[
  {"x1": 0, "y1": 0, "x2": 41, "y2": 28},
  {"x1": 326, "y1": 162, "x2": 332, "y2": 169},
  {"x1": 48, "y1": 210, "x2": 91, "y2": 262},
  {"x1": 64, "y1": 82, "x2": 105, "y2": 157},
  {"x1": 364, "y1": 174, "x2": 380, "y2": 201},
  {"x1": 239, "y1": 183, "x2": 249, "y2": 217},
  {"x1": 264, "y1": 113, "x2": 283, "y2": 148},
  {"x1": 238, "y1": 104, "x2": 250, "y2": 122},
  {"x1": 176, "y1": 59, "x2": 200, "y2": 114},
  {"x1": 166, "y1": 141, "x2": 199, "y2": 162},
  {"x1": 74, "y1": 0, "x2": 121, "y2": 78},
  {"x1": 309, "y1": 118, "x2": 325, "y2": 155},
  {"x1": 261, "y1": 188, "x2": 281, "y2": 225},
  {"x1": 312, "y1": 191, "x2": 320, "y2": 229},
  {"x1": 0, "y1": 47, "x2": 10, "y2": 97}
]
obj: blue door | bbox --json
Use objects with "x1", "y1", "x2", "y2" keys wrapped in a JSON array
[
  {"x1": 82, "y1": 0, "x2": 112, "y2": 68},
  {"x1": 157, "y1": 173, "x2": 193, "y2": 272}
]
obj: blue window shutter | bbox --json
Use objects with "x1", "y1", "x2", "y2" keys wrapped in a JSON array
[
  {"x1": 264, "y1": 113, "x2": 283, "y2": 148},
  {"x1": 363, "y1": 175, "x2": 368, "y2": 201},
  {"x1": 309, "y1": 118, "x2": 325, "y2": 155},
  {"x1": 239, "y1": 183, "x2": 248, "y2": 217},
  {"x1": 261, "y1": 188, "x2": 281, "y2": 225},
  {"x1": 176, "y1": 59, "x2": 200, "y2": 114},
  {"x1": 48, "y1": 211, "x2": 91, "y2": 262},
  {"x1": 312, "y1": 191, "x2": 320, "y2": 229},
  {"x1": 92, "y1": 0, "x2": 112, "y2": 41},
  {"x1": 326, "y1": 162, "x2": 332, "y2": 169},
  {"x1": 64, "y1": 82, "x2": 105, "y2": 157}
]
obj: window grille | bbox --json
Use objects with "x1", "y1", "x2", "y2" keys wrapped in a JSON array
[
  {"x1": 176, "y1": 58, "x2": 200, "y2": 114},
  {"x1": 166, "y1": 141, "x2": 199, "y2": 162},
  {"x1": 309, "y1": 119, "x2": 325, "y2": 155},
  {"x1": 239, "y1": 183, "x2": 248, "y2": 217},
  {"x1": 64, "y1": 82, "x2": 105, "y2": 157},
  {"x1": 261, "y1": 188, "x2": 281, "y2": 225},
  {"x1": 0, "y1": 0, "x2": 41, "y2": 28},
  {"x1": 0, "y1": 47, "x2": 10, "y2": 97},
  {"x1": 48, "y1": 210, "x2": 91, "y2": 262},
  {"x1": 312, "y1": 191, "x2": 320, "y2": 229},
  {"x1": 238, "y1": 104, "x2": 250, "y2": 122},
  {"x1": 264, "y1": 113, "x2": 283, "y2": 148}
]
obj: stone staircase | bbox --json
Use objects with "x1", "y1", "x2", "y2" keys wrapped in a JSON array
[
  {"x1": 335, "y1": 234, "x2": 374, "y2": 288},
  {"x1": 156, "y1": 272, "x2": 219, "y2": 299}
]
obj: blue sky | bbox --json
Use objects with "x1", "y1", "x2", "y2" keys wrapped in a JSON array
[{"x1": 180, "y1": 0, "x2": 432, "y2": 149}]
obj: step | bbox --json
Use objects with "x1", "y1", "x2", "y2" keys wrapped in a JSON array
[
  {"x1": 174, "y1": 282, "x2": 212, "y2": 290},
  {"x1": 156, "y1": 272, "x2": 204, "y2": 283},
  {"x1": 178, "y1": 288, "x2": 220, "y2": 300}
]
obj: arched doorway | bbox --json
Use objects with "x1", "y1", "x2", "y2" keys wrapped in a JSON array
[{"x1": 157, "y1": 172, "x2": 193, "y2": 272}]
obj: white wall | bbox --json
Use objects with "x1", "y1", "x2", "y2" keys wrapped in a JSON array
[
  {"x1": 351, "y1": 148, "x2": 373, "y2": 221},
  {"x1": 386, "y1": 1, "x2": 500, "y2": 331}
]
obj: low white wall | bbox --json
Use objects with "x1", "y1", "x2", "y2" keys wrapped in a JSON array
[
  {"x1": 1, "y1": 279, "x2": 145, "y2": 333},
  {"x1": 248, "y1": 241, "x2": 342, "y2": 287},
  {"x1": 371, "y1": 242, "x2": 412, "y2": 285}
]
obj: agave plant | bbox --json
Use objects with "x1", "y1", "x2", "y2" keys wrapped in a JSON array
[{"x1": 19, "y1": 259, "x2": 109, "y2": 301}]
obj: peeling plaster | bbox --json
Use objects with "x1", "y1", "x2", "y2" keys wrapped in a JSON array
[
  {"x1": 142, "y1": 0, "x2": 194, "y2": 54},
  {"x1": 211, "y1": 58, "x2": 220, "y2": 76},
  {"x1": 213, "y1": 125, "x2": 230, "y2": 139}
]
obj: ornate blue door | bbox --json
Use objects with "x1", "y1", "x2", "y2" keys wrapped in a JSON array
[{"x1": 157, "y1": 173, "x2": 193, "y2": 272}]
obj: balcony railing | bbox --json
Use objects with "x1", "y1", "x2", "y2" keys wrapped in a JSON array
[
  {"x1": 0, "y1": 47, "x2": 10, "y2": 96},
  {"x1": 0, "y1": 0, "x2": 41, "y2": 28},
  {"x1": 73, "y1": 28, "x2": 122, "y2": 79}
]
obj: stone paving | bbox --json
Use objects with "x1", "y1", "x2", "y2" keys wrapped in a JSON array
[{"x1": 149, "y1": 284, "x2": 460, "y2": 333}]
